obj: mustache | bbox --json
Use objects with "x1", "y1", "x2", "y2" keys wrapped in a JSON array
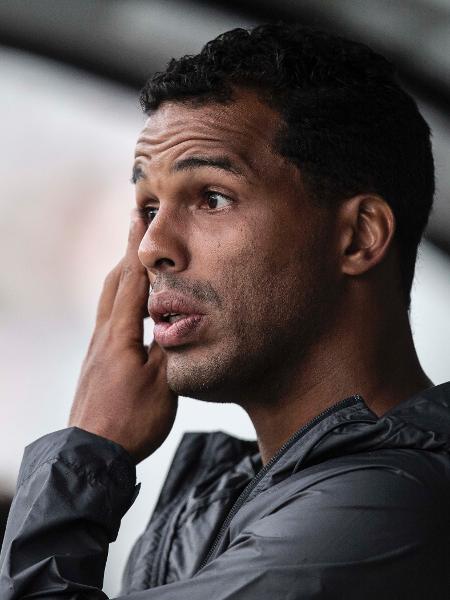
[{"x1": 150, "y1": 273, "x2": 223, "y2": 308}]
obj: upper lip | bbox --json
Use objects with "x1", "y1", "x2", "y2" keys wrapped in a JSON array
[{"x1": 148, "y1": 292, "x2": 205, "y2": 323}]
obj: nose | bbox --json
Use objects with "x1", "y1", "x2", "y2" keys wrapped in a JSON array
[{"x1": 138, "y1": 209, "x2": 189, "y2": 277}]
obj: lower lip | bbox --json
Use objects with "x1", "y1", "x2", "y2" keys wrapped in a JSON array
[{"x1": 153, "y1": 315, "x2": 204, "y2": 347}]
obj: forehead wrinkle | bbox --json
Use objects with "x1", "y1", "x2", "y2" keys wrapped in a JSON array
[
  {"x1": 134, "y1": 136, "x2": 255, "y2": 181},
  {"x1": 134, "y1": 105, "x2": 282, "y2": 182},
  {"x1": 135, "y1": 127, "x2": 253, "y2": 157},
  {"x1": 136, "y1": 108, "x2": 272, "y2": 154}
]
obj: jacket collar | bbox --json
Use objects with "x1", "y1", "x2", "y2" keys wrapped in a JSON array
[
  {"x1": 252, "y1": 381, "x2": 450, "y2": 497},
  {"x1": 173, "y1": 382, "x2": 450, "y2": 501}
]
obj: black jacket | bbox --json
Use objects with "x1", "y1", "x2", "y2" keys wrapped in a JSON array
[{"x1": 1, "y1": 382, "x2": 450, "y2": 599}]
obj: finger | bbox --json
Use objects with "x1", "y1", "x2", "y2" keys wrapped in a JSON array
[
  {"x1": 146, "y1": 341, "x2": 172, "y2": 377},
  {"x1": 110, "y1": 212, "x2": 149, "y2": 339},
  {"x1": 146, "y1": 341, "x2": 178, "y2": 401},
  {"x1": 95, "y1": 259, "x2": 123, "y2": 326},
  {"x1": 96, "y1": 209, "x2": 146, "y2": 326},
  {"x1": 147, "y1": 339, "x2": 164, "y2": 361},
  {"x1": 146, "y1": 340, "x2": 169, "y2": 377}
]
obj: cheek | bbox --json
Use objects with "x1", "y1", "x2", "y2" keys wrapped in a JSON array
[
  {"x1": 187, "y1": 220, "x2": 269, "y2": 315},
  {"x1": 189, "y1": 216, "x2": 261, "y2": 271},
  {"x1": 224, "y1": 223, "x2": 286, "y2": 301},
  {"x1": 188, "y1": 208, "x2": 316, "y2": 306}
]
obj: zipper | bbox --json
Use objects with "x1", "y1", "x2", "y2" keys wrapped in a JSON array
[{"x1": 199, "y1": 394, "x2": 362, "y2": 570}]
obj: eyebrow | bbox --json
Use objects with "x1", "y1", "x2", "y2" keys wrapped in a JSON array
[
  {"x1": 172, "y1": 156, "x2": 244, "y2": 176},
  {"x1": 131, "y1": 164, "x2": 145, "y2": 184},
  {"x1": 131, "y1": 155, "x2": 244, "y2": 184}
]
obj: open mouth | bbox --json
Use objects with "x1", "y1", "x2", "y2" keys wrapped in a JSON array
[
  {"x1": 161, "y1": 313, "x2": 188, "y2": 324},
  {"x1": 149, "y1": 292, "x2": 207, "y2": 346},
  {"x1": 154, "y1": 313, "x2": 204, "y2": 347}
]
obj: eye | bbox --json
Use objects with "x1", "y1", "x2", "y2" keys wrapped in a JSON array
[
  {"x1": 139, "y1": 206, "x2": 158, "y2": 223},
  {"x1": 204, "y1": 191, "x2": 233, "y2": 210}
]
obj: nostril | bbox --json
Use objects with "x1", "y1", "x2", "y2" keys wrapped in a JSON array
[{"x1": 154, "y1": 258, "x2": 176, "y2": 269}]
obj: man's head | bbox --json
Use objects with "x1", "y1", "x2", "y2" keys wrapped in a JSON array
[{"x1": 134, "y1": 24, "x2": 434, "y2": 402}]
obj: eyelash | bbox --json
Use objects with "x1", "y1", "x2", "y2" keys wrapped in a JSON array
[
  {"x1": 138, "y1": 206, "x2": 158, "y2": 223},
  {"x1": 138, "y1": 191, "x2": 233, "y2": 224}
]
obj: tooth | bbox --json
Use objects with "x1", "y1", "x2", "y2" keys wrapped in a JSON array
[{"x1": 168, "y1": 314, "x2": 185, "y2": 324}]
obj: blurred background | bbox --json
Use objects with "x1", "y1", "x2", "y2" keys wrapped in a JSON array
[{"x1": 1, "y1": 0, "x2": 449, "y2": 595}]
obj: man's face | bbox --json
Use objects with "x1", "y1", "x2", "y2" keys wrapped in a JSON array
[{"x1": 134, "y1": 90, "x2": 339, "y2": 403}]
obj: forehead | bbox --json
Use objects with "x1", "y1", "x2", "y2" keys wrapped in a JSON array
[{"x1": 134, "y1": 90, "x2": 283, "y2": 175}]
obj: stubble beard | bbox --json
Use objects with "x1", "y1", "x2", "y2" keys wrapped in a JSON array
[{"x1": 164, "y1": 267, "x2": 333, "y2": 405}]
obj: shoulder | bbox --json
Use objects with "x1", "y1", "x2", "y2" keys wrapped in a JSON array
[
  {"x1": 201, "y1": 448, "x2": 449, "y2": 599},
  {"x1": 241, "y1": 448, "x2": 449, "y2": 562}
]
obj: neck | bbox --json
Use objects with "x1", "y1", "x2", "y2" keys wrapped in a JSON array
[{"x1": 242, "y1": 289, "x2": 431, "y2": 466}]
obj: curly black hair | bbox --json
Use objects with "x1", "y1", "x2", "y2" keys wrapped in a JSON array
[{"x1": 140, "y1": 24, "x2": 434, "y2": 306}]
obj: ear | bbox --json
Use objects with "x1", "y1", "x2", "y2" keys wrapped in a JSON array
[{"x1": 338, "y1": 195, "x2": 396, "y2": 276}]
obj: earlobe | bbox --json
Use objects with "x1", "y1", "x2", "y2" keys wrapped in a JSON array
[{"x1": 340, "y1": 195, "x2": 396, "y2": 277}]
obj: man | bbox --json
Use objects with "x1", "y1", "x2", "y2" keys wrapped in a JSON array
[{"x1": 1, "y1": 23, "x2": 449, "y2": 599}]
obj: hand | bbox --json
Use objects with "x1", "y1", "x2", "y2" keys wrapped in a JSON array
[{"x1": 69, "y1": 211, "x2": 178, "y2": 463}]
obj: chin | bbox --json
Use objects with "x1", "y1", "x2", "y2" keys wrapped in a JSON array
[{"x1": 165, "y1": 347, "x2": 239, "y2": 403}]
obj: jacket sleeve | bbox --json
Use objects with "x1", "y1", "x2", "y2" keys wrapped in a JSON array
[
  {"x1": 0, "y1": 428, "x2": 138, "y2": 600},
  {"x1": 0, "y1": 429, "x2": 447, "y2": 600}
]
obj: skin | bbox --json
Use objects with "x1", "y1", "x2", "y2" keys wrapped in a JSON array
[{"x1": 69, "y1": 89, "x2": 431, "y2": 465}]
